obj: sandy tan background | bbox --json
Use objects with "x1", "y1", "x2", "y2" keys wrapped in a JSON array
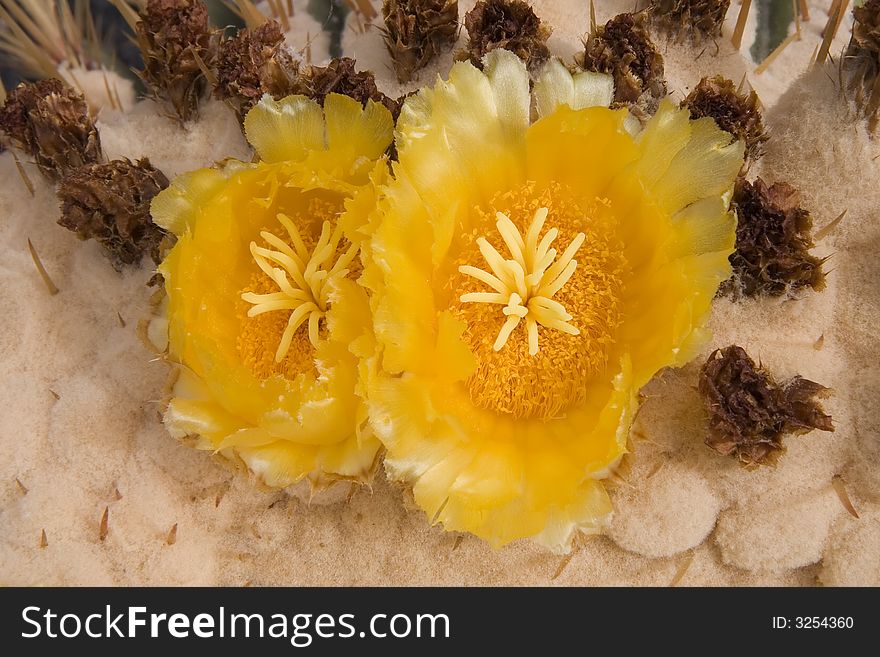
[{"x1": 1, "y1": 0, "x2": 877, "y2": 585}]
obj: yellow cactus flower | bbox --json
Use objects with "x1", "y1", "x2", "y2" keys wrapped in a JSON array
[
  {"x1": 150, "y1": 93, "x2": 392, "y2": 490},
  {"x1": 361, "y1": 52, "x2": 743, "y2": 551}
]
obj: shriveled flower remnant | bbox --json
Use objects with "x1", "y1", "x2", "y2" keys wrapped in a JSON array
[
  {"x1": 842, "y1": 0, "x2": 880, "y2": 132},
  {"x1": 134, "y1": 0, "x2": 217, "y2": 122},
  {"x1": 214, "y1": 20, "x2": 297, "y2": 122},
  {"x1": 699, "y1": 345, "x2": 833, "y2": 466},
  {"x1": 216, "y1": 27, "x2": 400, "y2": 125},
  {"x1": 361, "y1": 50, "x2": 743, "y2": 551},
  {"x1": 682, "y1": 75, "x2": 768, "y2": 167},
  {"x1": 579, "y1": 11, "x2": 667, "y2": 117},
  {"x1": 0, "y1": 78, "x2": 102, "y2": 179},
  {"x1": 650, "y1": 0, "x2": 731, "y2": 42},
  {"x1": 460, "y1": 0, "x2": 551, "y2": 72},
  {"x1": 381, "y1": 0, "x2": 459, "y2": 83},
  {"x1": 721, "y1": 177, "x2": 826, "y2": 298},
  {"x1": 57, "y1": 158, "x2": 170, "y2": 269},
  {"x1": 285, "y1": 58, "x2": 401, "y2": 119},
  {"x1": 150, "y1": 93, "x2": 393, "y2": 490}
]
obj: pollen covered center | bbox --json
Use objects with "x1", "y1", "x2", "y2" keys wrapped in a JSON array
[
  {"x1": 451, "y1": 183, "x2": 628, "y2": 420},
  {"x1": 236, "y1": 196, "x2": 356, "y2": 380}
]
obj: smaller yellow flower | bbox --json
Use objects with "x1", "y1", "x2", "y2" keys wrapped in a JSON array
[{"x1": 150, "y1": 93, "x2": 392, "y2": 491}]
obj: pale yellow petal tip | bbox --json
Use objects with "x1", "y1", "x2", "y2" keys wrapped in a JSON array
[
  {"x1": 150, "y1": 160, "x2": 251, "y2": 235},
  {"x1": 481, "y1": 49, "x2": 529, "y2": 97},
  {"x1": 244, "y1": 92, "x2": 394, "y2": 172},
  {"x1": 482, "y1": 49, "x2": 531, "y2": 138},
  {"x1": 150, "y1": 169, "x2": 218, "y2": 235},
  {"x1": 537, "y1": 507, "x2": 614, "y2": 555},
  {"x1": 244, "y1": 93, "x2": 325, "y2": 163},
  {"x1": 395, "y1": 50, "x2": 531, "y2": 160},
  {"x1": 534, "y1": 58, "x2": 614, "y2": 118},
  {"x1": 482, "y1": 47, "x2": 527, "y2": 75},
  {"x1": 323, "y1": 93, "x2": 394, "y2": 161}
]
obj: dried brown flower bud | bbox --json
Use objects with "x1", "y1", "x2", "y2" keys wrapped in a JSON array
[
  {"x1": 681, "y1": 75, "x2": 767, "y2": 165},
  {"x1": 57, "y1": 158, "x2": 171, "y2": 269},
  {"x1": 460, "y1": 0, "x2": 550, "y2": 73},
  {"x1": 0, "y1": 78, "x2": 102, "y2": 180},
  {"x1": 579, "y1": 12, "x2": 666, "y2": 117},
  {"x1": 699, "y1": 345, "x2": 833, "y2": 466},
  {"x1": 289, "y1": 57, "x2": 401, "y2": 119},
  {"x1": 135, "y1": 0, "x2": 217, "y2": 122},
  {"x1": 215, "y1": 21, "x2": 298, "y2": 123},
  {"x1": 380, "y1": 0, "x2": 459, "y2": 83},
  {"x1": 721, "y1": 177, "x2": 826, "y2": 298},
  {"x1": 842, "y1": 0, "x2": 880, "y2": 132},
  {"x1": 650, "y1": 0, "x2": 731, "y2": 43}
]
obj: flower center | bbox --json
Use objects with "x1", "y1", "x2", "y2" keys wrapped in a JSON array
[
  {"x1": 242, "y1": 213, "x2": 357, "y2": 363},
  {"x1": 236, "y1": 194, "x2": 354, "y2": 381},
  {"x1": 450, "y1": 183, "x2": 627, "y2": 420},
  {"x1": 459, "y1": 207, "x2": 584, "y2": 356}
]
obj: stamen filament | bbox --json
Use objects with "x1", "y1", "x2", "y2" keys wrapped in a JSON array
[
  {"x1": 247, "y1": 300, "x2": 304, "y2": 316},
  {"x1": 524, "y1": 207, "x2": 548, "y2": 263},
  {"x1": 458, "y1": 265, "x2": 507, "y2": 294},
  {"x1": 543, "y1": 260, "x2": 578, "y2": 298},
  {"x1": 276, "y1": 213, "x2": 309, "y2": 260},
  {"x1": 496, "y1": 212, "x2": 526, "y2": 263},
  {"x1": 260, "y1": 231, "x2": 300, "y2": 263},
  {"x1": 461, "y1": 292, "x2": 509, "y2": 304},
  {"x1": 494, "y1": 315, "x2": 522, "y2": 351}
]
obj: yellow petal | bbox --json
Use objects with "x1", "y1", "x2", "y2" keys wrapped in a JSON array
[
  {"x1": 481, "y1": 49, "x2": 531, "y2": 142},
  {"x1": 156, "y1": 97, "x2": 389, "y2": 490},
  {"x1": 323, "y1": 93, "x2": 394, "y2": 163},
  {"x1": 634, "y1": 98, "x2": 693, "y2": 189},
  {"x1": 395, "y1": 51, "x2": 529, "y2": 204},
  {"x1": 526, "y1": 104, "x2": 638, "y2": 197},
  {"x1": 150, "y1": 163, "x2": 245, "y2": 236},
  {"x1": 651, "y1": 117, "x2": 745, "y2": 215},
  {"x1": 533, "y1": 58, "x2": 614, "y2": 118},
  {"x1": 244, "y1": 94, "x2": 325, "y2": 163}
]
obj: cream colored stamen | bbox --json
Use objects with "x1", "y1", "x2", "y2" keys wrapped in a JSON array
[
  {"x1": 459, "y1": 207, "x2": 584, "y2": 356},
  {"x1": 242, "y1": 213, "x2": 356, "y2": 362}
]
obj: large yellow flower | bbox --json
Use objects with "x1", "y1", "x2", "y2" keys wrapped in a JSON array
[
  {"x1": 360, "y1": 51, "x2": 743, "y2": 551},
  {"x1": 150, "y1": 93, "x2": 392, "y2": 490}
]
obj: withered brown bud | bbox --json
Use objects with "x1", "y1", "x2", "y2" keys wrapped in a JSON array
[
  {"x1": 842, "y1": 0, "x2": 880, "y2": 132},
  {"x1": 699, "y1": 345, "x2": 833, "y2": 466},
  {"x1": 460, "y1": 0, "x2": 550, "y2": 73},
  {"x1": 288, "y1": 57, "x2": 401, "y2": 119},
  {"x1": 721, "y1": 177, "x2": 826, "y2": 298},
  {"x1": 650, "y1": 0, "x2": 731, "y2": 42},
  {"x1": 135, "y1": 0, "x2": 216, "y2": 122},
  {"x1": 380, "y1": 0, "x2": 459, "y2": 83},
  {"x1": 681, "y1": 75, "x2": 767, "y2": 165},
  {"x1": 0, "y1": 79, "x2": 102, "y2": 180},
  {"x1": 57, "y1": 158, "x2": 171, "y2": 269},
  {"x1": 215, "y1": 21, "x2": 299, "y2": 123},
  {"x1": 580, "y1": 12, "x2": 666, "y2": 117}
]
